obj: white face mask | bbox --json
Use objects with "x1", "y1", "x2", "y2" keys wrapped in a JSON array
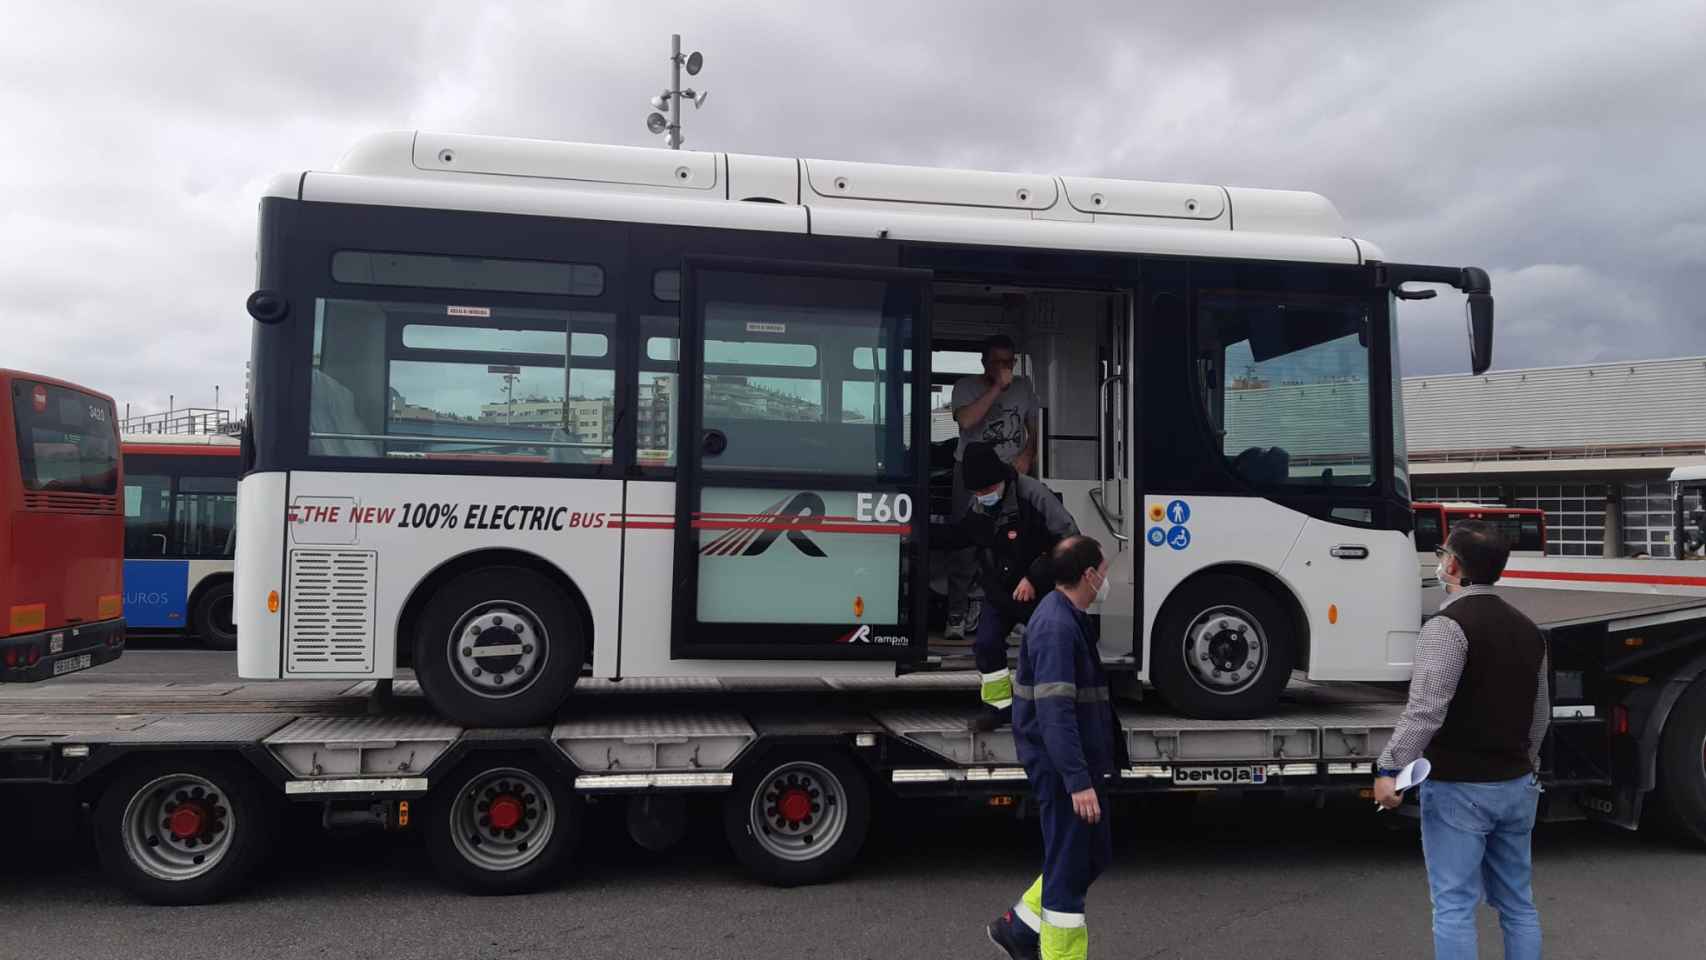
[
  {"x1": 975, "y1": 487, "x2": 1002, "y2": 508},
  {"x1": 1092, "y1": 568, "x2": 1111, "y2": 603}
]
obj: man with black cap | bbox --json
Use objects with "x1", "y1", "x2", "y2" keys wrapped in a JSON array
[{"x1": 945, "y1": 441, "x2": 1079, "y2": 729}]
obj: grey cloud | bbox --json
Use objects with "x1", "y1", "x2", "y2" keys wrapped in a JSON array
[{"x1": 2, "y1": 0, "x2": 1703, "y2": 414}]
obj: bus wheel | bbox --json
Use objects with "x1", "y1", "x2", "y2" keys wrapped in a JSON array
[
  {"x1": 1657, "y1": 676, "x2": 1706, "y2": 846},
  {"x1": 426, "y1": 757, "x2": 577, "y2": 894},
  {"x1": 193, "y1": 580, "x2": 238, "y2": 651},
  {"x1": 414, "y1": 566, "x2": 581, "y2": 727},
  {"x1": 93, "y1": 757, "x2": 275, "y2": 905},
  {"x1": 1151, "y1": 574, "x2": 1296, "y2": 720},
  {"x1": 724, "y1": 749, "x2": 871, "y2": 887}
]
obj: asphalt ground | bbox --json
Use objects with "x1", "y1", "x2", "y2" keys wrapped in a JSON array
[{"x1": 3, "y1": 649, "x2": 1705, "y2": 959}]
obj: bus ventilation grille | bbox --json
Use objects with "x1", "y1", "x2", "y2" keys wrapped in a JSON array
[
  {"x1": 286, "y1": 549, "x2": 377, "y2": 673},
  {"x1": 22, "y1": 492, "x2": 118, "y2": 514}
]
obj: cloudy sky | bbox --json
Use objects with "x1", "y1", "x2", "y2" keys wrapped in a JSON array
[{"x1": 3, "y1": 1, "x2": 1702, "y2": 418}]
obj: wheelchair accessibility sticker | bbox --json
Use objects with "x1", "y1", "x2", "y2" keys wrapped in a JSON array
[{"x1": 1147, "y1": 499, "x2": 1192, "y2": 550}]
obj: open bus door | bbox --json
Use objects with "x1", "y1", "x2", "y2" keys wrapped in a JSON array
[{"x1": 671, "y1": 258, "x2": 932, "y2": 661}]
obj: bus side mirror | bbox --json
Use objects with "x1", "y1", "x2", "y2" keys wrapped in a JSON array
[{"x1": 1467, "y1": 293, "x2": 1493, "y2": 375}]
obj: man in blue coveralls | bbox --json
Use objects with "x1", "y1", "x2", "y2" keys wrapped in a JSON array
[{"x1": 987, "y1": 535, "x2": 1117, "y2": 960}]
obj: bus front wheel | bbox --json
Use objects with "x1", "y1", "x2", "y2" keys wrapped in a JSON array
[
  {"x1": 413, "y1": 566, "x2": 581, "y2": 727},
  {"x1": 1150, "y1": 574, "x2": 1296, "y2": 720}
]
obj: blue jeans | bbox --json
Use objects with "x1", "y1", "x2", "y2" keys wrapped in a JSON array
[{"x1": 1421, "y1": 775, "x2": 1543, "y2": 960}]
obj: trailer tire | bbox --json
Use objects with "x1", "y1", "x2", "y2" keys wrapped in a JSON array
[
  {"x1": 1656, "y1": 677, "x2": 1706, "y2": 846},
  {"x1": 426, "y1": 756, "x2": 578, "y2": 895},
  {"x1": 93, "y1": 756, "x2": 275, "y2": 905},
  {"x1": 724, "y1": 749, "x2": 871, "y2": 887},
  {"x1": 1150, "y1": 574, "x2": 1296, "y2": 720},
  {"x1": 414, "y1": 566, "x2": 580, "y2": 727},
  {"x1": 193, "y1": 579, "x2": 237, "y2": 651}
]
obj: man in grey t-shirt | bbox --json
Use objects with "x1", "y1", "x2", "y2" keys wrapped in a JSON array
[{"x1": 946, "y1": 334, "x2": 1040, "y2": 639}]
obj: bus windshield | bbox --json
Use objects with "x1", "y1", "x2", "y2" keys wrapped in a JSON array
[
  {"x1": 1198, "y1": 295, "x2": 1375, "y2": 488},
  {"x1": 10, "y1": 379, "x2": 119, "y2": 495}
]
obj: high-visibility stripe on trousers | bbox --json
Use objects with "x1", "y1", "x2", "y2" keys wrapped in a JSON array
[
  {"x1": 1015, "y1": 769, "x2": 1112, "y2": 959},
  {"x1": 981, "y1": 668, "x2": 1013, "y2": 709}
]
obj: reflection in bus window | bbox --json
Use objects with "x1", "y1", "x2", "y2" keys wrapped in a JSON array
[
  {"x1": 1198, "y1": 296, "x2": 1374, "y2": 487},
  {"x1": 696, "y1": 271, "x2": 910, "y2": 477},
  {"x1": 310, "y1": 300, "x2": 617, "y2": 465}
]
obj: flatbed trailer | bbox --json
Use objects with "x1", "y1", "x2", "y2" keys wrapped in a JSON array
[{"x1": 4, "y1": 586, "x2": 1706, "y2": 904}]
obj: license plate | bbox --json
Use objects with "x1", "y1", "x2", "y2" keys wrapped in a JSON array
[
  {"x1": 1173, "y1": 765, "x2": 1267, "y2": 786},
  {"x1": 52, "y1": 653, "x2": 93, "y2": 677}
]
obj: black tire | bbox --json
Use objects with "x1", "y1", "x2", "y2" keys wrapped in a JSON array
[
  {"x1": 1656, "y1": 676, "x2": 1706, "y2": 846},
  {"x1": 1150, "y1": 574, "x2": 1296, "y2": 720},
  {"x1": 426, "y1": 755, "x2": 579, "y2": 894},
  {"x1": 192, "y1": 579, "x2": 237, "y2": 651},
  {"x1": 93, "y1": 756, "x2": 276, "y2": 905},
  {"x1": 723, "y1": 748, "x2": 871, "y2": 886},
  {"x1": 413, "y1": 566, "x2": 581, "y2": 727}
]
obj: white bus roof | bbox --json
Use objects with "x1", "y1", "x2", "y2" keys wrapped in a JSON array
[
  {"x1": 122, "y1": 433, "x2": 240, "y2": 447},
  {"x1": 1671, "y1": 465, "x2": 1706, "y2": 483},
  {"x1": 266, "y1": 131, "x2": 1378, "y2": 266}
]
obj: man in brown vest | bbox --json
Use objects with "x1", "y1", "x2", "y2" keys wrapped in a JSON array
[{"x1": 1375, "y1": 519, "x2": 1549, "y2": 960}]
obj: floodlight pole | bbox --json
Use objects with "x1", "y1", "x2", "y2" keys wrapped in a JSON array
[{"x1": 668, "y1": 34, "x2": 683, "y2": 149}]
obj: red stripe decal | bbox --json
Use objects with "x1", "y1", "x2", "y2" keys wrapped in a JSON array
[
  {"x1": 690, "y1": 520, "x2": 912, "y2": 535},
  {"x1": 1503, "y1": 569, "x2": 1706, "y2": 588}
]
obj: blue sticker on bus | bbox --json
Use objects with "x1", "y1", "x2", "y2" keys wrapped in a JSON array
[
  {"x1": 1166, "y1": 499, "x2": 1191, "y2": 526},
  {"x1": 1147, "y1": 526, "x2": 1167, "y2": 547},
  {"x1": 1167, "y1": 526, "x2": 1192, "y2": 551},
  {"x1": 123, "y1": 559, "x2": 190, "y2": 628}
]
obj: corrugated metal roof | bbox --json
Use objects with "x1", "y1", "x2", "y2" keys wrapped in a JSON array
[{"x1": 1404, "y1": 355, "x2": 1706, "y2": 453}]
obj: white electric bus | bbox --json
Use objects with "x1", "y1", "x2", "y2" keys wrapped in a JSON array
[{"x1": 236, "y1": 131, "x2": 1493, "y2": 726}]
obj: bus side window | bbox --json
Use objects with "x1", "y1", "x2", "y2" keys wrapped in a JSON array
[
  {"x1": 1413, "y1": 511, "x2": 1443, "y2": 553},
  {"x1": 174, "y1": 476, "x2": 238, "y2": 558},
  {"x1": 124, "y1": 474, "x2": 172, "y2": 556}
]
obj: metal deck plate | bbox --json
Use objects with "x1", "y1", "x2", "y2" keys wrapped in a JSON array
[
  {"x1": 265, "y1": 715, "x2": 464, "y2": 779},
  {"x1": 0, "y1": 713, "x2": 291, "y2": 745},
  {"x1": 873, "y1": 707, "x2": 1020, "y2": 765},
  {"x1": 553, "y1": 712, "x2": 755, "y2": 773}
]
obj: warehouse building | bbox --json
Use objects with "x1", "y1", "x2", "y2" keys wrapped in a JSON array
[{"x1": 1405, "y1": 355, "x2": 1706, "y2": 558}]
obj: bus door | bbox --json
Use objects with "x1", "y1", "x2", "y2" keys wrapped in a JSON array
[
  {"x1": 671, "y1": 258, "x2": 931, "y2": 661},
  {"x1": 1027, "y1": 289, "x2": 1138, "y2": 662}
]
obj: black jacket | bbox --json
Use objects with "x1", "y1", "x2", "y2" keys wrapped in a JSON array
[{"x1": 939, "y1": 470, "x2": 1079, "y2": 622}]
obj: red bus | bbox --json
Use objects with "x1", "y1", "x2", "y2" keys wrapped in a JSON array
[
  {"x1": 1413, "y1": 501, "x2": 1547, "y2": 579},
  {"x1": 1, "y1": 370, "x2": 125, "y2": 680}
]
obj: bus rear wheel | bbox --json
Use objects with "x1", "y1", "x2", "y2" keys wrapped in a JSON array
[
  {"x1": 193, "y1": 580, "x2": 237, "y2": 651},
  {"x1": 1150, "y1": 574, "x2": 1296, "y2": 720},
  {"x1": 413, "y1": 566, "x2": 581, "y2": 727}
]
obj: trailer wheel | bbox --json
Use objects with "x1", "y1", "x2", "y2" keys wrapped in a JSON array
[
  {"x1": 93, "y1": 757, "x2": 275, "y2": 905},
  {"x1": 193, "y1": 580, "x2": 237, "y2": 651},
  {"x1": 724, "y1": 749, "x2": 870, "y2": 886},
  {"x1": 1150, "y1": 574, "x2": 1296, "y2": 720},
  {"x1": 414, "y1": 566, "x2": 581, "y2": 727},
  {"x1": 426, "y1": 757, "x2": 578, "y2": 894},
  {"x1": 1657, "y1": 677, "x2": 1706, "y2": 846}
]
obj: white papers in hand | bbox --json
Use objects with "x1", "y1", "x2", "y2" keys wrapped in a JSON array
[{"x1": 1396, "y1": 758, "x2": 1431, "y2": 793}]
